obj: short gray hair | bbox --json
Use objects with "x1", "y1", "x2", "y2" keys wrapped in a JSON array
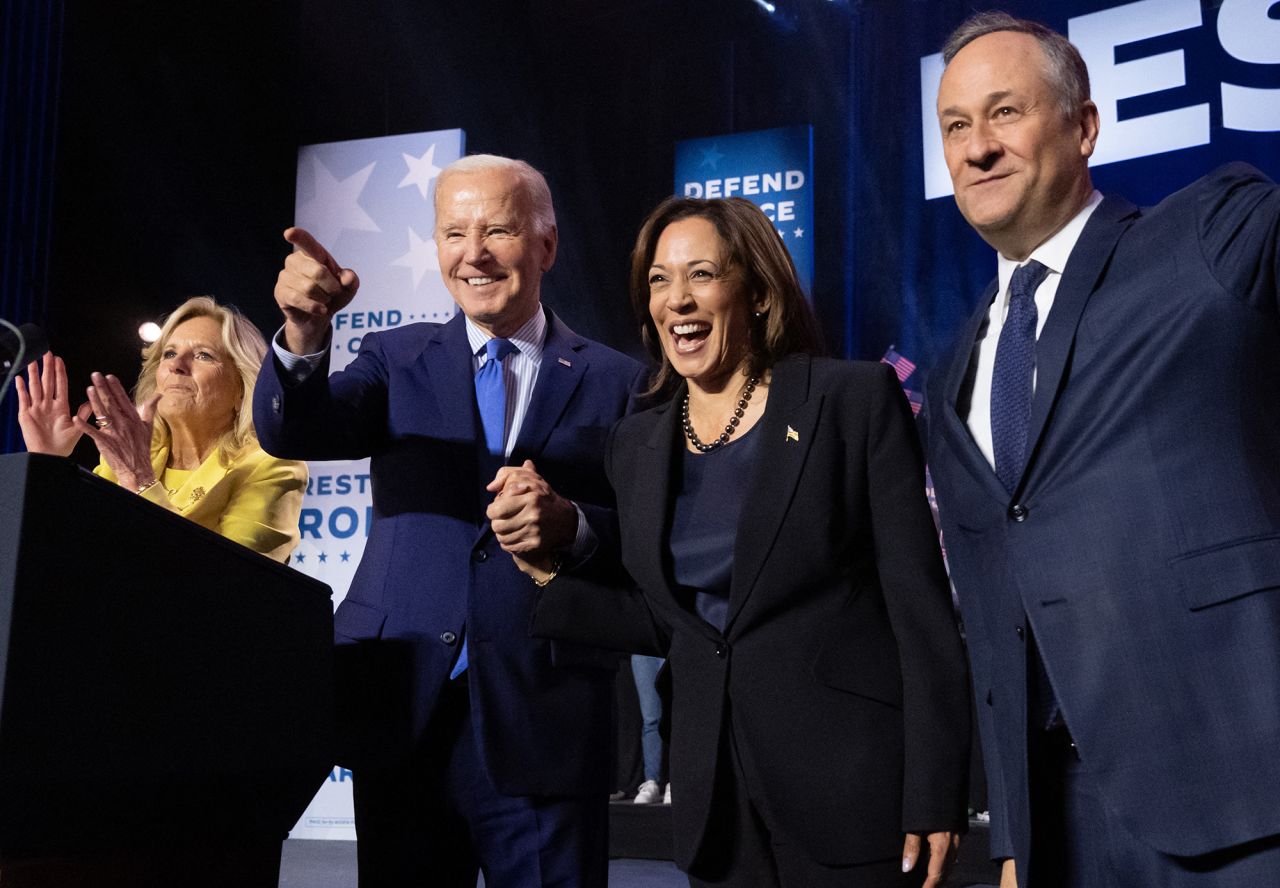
[
  {"x1": 942, "y1": 12, "x2": 1090, "y2": 119},
  {"x1": 436, "y1": 154, "x2": 557, "y2": 237}
]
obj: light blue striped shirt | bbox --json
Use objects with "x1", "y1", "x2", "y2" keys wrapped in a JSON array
[{"x1": 464, "y1": 307, "x2": 544, "y2": 459}]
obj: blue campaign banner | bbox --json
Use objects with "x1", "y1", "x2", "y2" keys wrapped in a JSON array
[
  {"x1": 675, "y1": 125, "x2": 815, "y2": 294},
  {"x1": 847, "y1": 0, "x2": 1280, "y2": 374}
]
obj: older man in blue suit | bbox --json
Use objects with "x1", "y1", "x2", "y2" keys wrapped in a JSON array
[
  {"x1": 254, "y1": 154, "x2": 643, "y2": 888},
  {"x1": 926, "y1": 12, "x2": 1280, "y2": 888}
]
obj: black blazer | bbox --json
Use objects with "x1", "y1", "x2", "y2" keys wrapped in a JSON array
[{"x1": 535, "y1": 354, "x2": 970, "y2": 868}]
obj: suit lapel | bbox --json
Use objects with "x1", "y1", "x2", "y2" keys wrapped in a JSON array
[
  {"x1": 168, "y1": 446, "x2": 230, "y2": 514},
  {"x1": 938, "y1": 279, "x2": 1010, "y2": 504},
  {"x1": 724, "y1": 356, "x2": 821, "y2": 631},
  {"x1": 632, "y1": 395, "x2": 721, "y2": 641},
  {"x1": 417, "y1": 315, "x2": 490, "y2": 535},
  {"x1": 512, "y1": 309, "x2": 585, "y2": 462},
  {"x1": 419, "y1": 313, "x2": 482, "y2": 445},
  {"x1": 944, "y1": 279, "x2": 997, "y2": 410},
  {"x1": 1021, "y1": 196, "x2": 1138, "y2": 491}
]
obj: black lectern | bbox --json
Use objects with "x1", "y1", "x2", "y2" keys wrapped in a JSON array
[{"x1": 0, "y1": 454, "x2": 334, "y2": 887}]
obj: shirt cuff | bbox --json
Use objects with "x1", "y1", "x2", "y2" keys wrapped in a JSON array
[
  {"x1": 564, "y1": 502, "x2": 598, "y2": 565},
  {"x1": 272, "y1": 327, "x2": 329, "y2": 384}
]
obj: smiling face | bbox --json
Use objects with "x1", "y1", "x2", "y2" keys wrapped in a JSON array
[
  {"x1": 433, "y1": 167, "x2": 557, "y2": 337},
  {"x1": 647, "y1": 216, "x2": 762, "y2": 394},
  {"x1": 937, "y1": 30, "x2": 1098, "y2": 259},
  {"x1": 155, "y1": 316, "x2": 241, "y2": 432}
]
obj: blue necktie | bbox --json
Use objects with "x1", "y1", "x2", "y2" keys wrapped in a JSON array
[
  {"x1": 451, "y1": 337, "x2": 516, "y2": 680},
  {"x1": 990, "y1": 260, "x2": 1051, "y2": 494}
]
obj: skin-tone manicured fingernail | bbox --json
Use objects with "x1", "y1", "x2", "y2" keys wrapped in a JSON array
[{"x1": 902, "y1": 858, "x2": 911, "y2": 872}]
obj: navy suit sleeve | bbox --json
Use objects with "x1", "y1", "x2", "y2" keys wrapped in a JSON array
[
  {"x1": 254, "y1": 332, "x2": 391, "y2": 461},
  {"x1": 1198, "y1": 163, "x2": 1280, "y2": 314}
]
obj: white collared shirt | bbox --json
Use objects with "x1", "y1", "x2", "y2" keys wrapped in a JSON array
[{"x1": 964, "y1": 191, "x2": 1103, "y2": 468}]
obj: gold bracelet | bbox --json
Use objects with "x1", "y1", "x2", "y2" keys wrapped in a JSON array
[
  {"x1": 531, "y1": 556, "x2": 563, "y2": 588},
  {"x1": 136, "y1": 478, "x2": 159, "y2": 495}
]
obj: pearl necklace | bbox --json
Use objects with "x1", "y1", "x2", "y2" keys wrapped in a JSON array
[{"x1": 682, "y1": 377, "x2": 758, "y2": 453}]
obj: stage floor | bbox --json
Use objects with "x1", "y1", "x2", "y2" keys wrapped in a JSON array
[
  {"x1": 278, "y1": 834, "x2": 1000, "y2": 887},
  {"x1": 279, "y1": 842, "x2": 685, "y2": 887}
]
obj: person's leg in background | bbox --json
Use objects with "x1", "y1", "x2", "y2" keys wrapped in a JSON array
[{"x1": 631, "y1": 654, "x2": 667, "y2": 803}]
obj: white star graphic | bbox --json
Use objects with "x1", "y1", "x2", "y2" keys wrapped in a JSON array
[
  {"x1": 793, "y1": 228, "x2": 805, "y2": 238},
  {"x1": 398, "y1": 144, "x2": 442, "y2": 200},
  {"x1": 391, "y1": 227, "x2": 440, "y2": 289},
  {"x1": 296, "y1": 157, "x2": 381, "y2": 248},
  {"x1": 777, "y1": 229, "x2": 786, "y2": 239}
]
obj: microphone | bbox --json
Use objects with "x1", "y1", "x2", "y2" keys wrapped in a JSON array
[{"x1": 0, "y1": 320, "x2": 50, "y2": 406}]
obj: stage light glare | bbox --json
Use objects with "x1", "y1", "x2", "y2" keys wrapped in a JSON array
[
  {"x1": 138, "y1": 321, "x2": 162, "y2": 343},
  {"x1": 750, "y1": 0, "x2": 776, "y2": 12}
]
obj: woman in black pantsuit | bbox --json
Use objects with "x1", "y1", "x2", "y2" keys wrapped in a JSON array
[{"x1": 501, "y1": 197, "x2": 970, "y2": 887}]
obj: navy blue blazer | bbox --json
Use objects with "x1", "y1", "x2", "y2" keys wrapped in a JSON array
[
  {"x1": 926, "y1": 164, "x2": 1280, "y2": 867},
  {"x1": 253, "y1": 308, "x2": 644, "y2": 797}
]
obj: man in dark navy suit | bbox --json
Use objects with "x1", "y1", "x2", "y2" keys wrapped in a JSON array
[
  {"x1": 254, "y1": 154, "x2": 642, "y2": 887},
  {"x1": 926, "y1": 12, "x2": 1280, "y2": 888}
]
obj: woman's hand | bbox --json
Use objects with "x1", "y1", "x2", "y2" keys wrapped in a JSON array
[
  {"x1": 73, "y1": 372, "x2": 162, "y2": 491},
  {"x1": 902, "y1": 831, "x2": 960, "y2": 888},
  {"x1": 14, "y1": 352, "x2": 90, "y2": 456},
  {"x1": 1000, "y1": 858, "x2": 1018, "y2": 888}
]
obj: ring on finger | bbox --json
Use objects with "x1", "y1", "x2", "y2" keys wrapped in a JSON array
[{"x1": 94, "y1": 416, "x2": 111, "y2": 429}]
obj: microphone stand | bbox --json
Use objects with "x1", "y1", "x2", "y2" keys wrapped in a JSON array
[{"x1": 0, "y1": 318, "x2": 30, "y2": 407}]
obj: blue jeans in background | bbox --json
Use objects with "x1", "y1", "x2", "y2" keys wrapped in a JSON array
[{"x1": 630, "y1": 655, "x2": 665, "y2": 784}]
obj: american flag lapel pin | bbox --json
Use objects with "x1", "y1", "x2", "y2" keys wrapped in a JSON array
[
  {"x1": 558, "y1": 357, "x2": 572, "y2": 367},
  {"x1": 786, "y1": 425, "x2": 799, "y2": 443}
]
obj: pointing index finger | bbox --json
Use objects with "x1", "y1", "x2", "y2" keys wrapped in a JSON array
[{"x1": 284, "y1": 227, "x2": 342, "y2": 278}]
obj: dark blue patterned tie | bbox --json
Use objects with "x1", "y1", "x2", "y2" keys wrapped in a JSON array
[
  {"x1": 990, "y1": 260, "x2": 1051, "y2": 494},
  {"x1": 452, "y1": 337, "x2": 517, "y2": 680}
]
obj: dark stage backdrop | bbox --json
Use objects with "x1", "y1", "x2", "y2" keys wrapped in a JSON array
[{"x1": 6, "y1": 0, "x2": 1280, "y2": 455}]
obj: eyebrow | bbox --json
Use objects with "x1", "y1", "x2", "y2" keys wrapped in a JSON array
[
  {"x1": 649, "y1": 258, "x2": 719, "y2": 271},
  {"x1": 939, "y1": 89, "x2": 1016, "y2": 118}
]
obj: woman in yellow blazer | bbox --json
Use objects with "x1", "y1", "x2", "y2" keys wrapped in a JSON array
[{"x1": 16, "y1": 296, "x2": 306, "y2": 561}]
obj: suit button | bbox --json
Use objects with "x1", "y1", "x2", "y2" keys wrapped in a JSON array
[
  {"x1": 1009, "y1": 504, "x2": 1028, "y2": 522},
  {"x1": 472, "y1": 549, "x2": 488, "y2": 563},
  {"x1": 714, "y1": 644, "x2": 727, "y2": 659},
  {"x1": 440, "y1": 631, "x2": 457, "y2": 645},
  {"x1": 1016, "y1": 626, "x2": 1025, "y2": 640},
  {"x1": 271, "y1": 395, "x2": 281, "y2": 413}
]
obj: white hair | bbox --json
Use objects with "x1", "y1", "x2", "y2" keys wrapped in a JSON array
[{"x1": 435, "y1": 154, "x2": 556, "y2": 237}]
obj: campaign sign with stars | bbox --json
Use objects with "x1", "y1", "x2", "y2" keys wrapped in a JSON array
[
  {"x1": 288, "y1": 127, "x2": 465, "y2": 841},
  {"x1": 674, "y1": 124, "x2": 814, "y2": 294}
]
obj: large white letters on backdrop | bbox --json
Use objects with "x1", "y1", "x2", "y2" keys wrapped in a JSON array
[{"x1": 920, "y1": 0, "x2": 1280, "y2": 199}]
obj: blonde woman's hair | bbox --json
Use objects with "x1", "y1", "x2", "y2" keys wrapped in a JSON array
[{"x1": 134, "y1": 296, "x2": 267, "y2": 465}]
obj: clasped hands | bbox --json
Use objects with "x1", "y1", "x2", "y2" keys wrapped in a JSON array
[{"x1": 486, "y1": 459, "x2": 577, "y2": 583}]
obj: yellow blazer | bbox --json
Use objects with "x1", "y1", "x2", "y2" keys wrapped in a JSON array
[{"x1": 95, "y1": 442, "x2": 307, "y2": 562}]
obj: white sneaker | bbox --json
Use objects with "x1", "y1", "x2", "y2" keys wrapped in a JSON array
[
  {"x1": 663, "y1": 783, "x2": 672, "y2": 804},
  {"x1": 633, "y1": 780, "x2": 662, "y2": 804}
]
